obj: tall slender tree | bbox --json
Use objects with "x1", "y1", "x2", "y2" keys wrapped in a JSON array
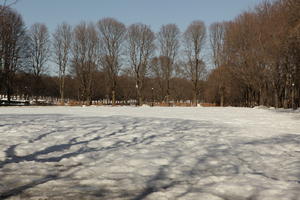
[
  {"x1": 127, "y1": 23, "x2": 155, "y2": 106},
  {"x1": 183, "y1": 20, "x2": 206, "y2": 106},
  {"x1": 97, "y1": 18, "x2": 126, "y2": 105},
  {"x1": 71, "y1": 22, "x2": 98, "y2": 105},
  {"x1": 0, "y1": 7, "x2": 26, "y2": 103},
  {"x1": 209, "y1": 22, "x2": 226, "y2": 106},
  {"x1": 209, "y1": 22, "x2": 225, "y2": 68},
  {"x1": 28, "y1": 23, "x2": 50, "y2": 101},
  {"x1": 157, "y1": 24, "x2": 180, "y2": 104},
  {"x1": 151, "y1": 56, "x2": 172, "y2": 102},
  {"x1": 52, "y1": 22, "x2": 72, "y2": 104}
]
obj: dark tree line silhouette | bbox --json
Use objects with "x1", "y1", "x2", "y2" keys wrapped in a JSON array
[{"x1": 0, "y1": 0, "x2": 299, "y2": 108}]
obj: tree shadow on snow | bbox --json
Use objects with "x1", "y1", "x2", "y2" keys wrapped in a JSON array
[{"x1": 0, "y1": 114, "x2": 299, "y2": 199}]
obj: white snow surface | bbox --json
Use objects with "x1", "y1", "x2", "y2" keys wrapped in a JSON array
[{"x1": 0, "y1": 106, "x2": 300, "y2": 200}]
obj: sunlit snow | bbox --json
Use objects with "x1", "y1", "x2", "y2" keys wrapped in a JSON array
[{"x1": 0, "y1": 106, "x2": 299, "y2": 199}]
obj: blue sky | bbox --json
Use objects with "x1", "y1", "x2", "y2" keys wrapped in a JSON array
[{"x1": 13, "y1": 0, "x2": 264, "y2": 32}]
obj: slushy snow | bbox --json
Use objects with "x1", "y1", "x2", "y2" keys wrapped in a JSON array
[{"x1": 0, "y1": 106, "x2": 299, "y2": 199}]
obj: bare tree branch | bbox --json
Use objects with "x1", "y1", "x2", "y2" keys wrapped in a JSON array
[
  {"x1": 127, "y1": 23, "x2": 155, "y2": 105},
  {"x1": 183, "y1": 20, "x2": 207, "y2": 106},
  {"x1": 71, "y1": 22, "x2": 98, "y2": 105},
  {"x1": 157, "y1": 24, "x2": 180, "y2": 104},
  {"x1": 0, "y1": 6, "x2": 26, "y2": 103},
  {"x1": 52, "y1": 22, "x2": 72, "y2": 103},
  {"x1": 97, "y1": 18, "x2": 126, "y2": 105},
  {"x1": 28, "y1": 23, "x2": 50, "y2": 101}
]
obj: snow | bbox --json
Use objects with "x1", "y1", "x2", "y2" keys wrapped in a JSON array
[{"x1": 0, "y1": 106, "x2": 300, "y2": 200}]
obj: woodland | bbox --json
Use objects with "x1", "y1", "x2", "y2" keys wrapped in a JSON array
[{"x1": 0, "y1": 0, "x2": 299, "y2": 108}]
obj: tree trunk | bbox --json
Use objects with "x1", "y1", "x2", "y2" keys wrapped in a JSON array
[
  {"x1": 6, "y1": 85, "x2": 11, "y2": 104},
  {"x1": 220, "y1": 94, "x2": 224, "y2": 107},
  {"x1": 259, "y1": 87, "x2": 264, "y2": 106},
  {"x1": 136, "y1": 79, "x2": 143, "y2": 106},
  {"x1": 112, "y1": 90, "x2": 116, "y2": 106},
  {"x1": 283, "y1": 85, "x2": 289, "y2": 108},
  {"x1": 192, "y1": 81, "x2": 198, "y2": 107},
  {"x1": 166, "y1": 79, "x2": 170, "y2": 106},
  {"x1": 4, "y1": 70, "x2": 13, "y2": 104},
  {"x1": 60, "y1": 76, "x2": 65, "y2": 105},
  {"x1": 274, "y1": 90, "x2": 279, "y2": 108},
  {"x1": 220, "y1": 85, "x2": 225, "y2": 107},
  {"x1": 139, "y1": 94, "x2": 142, "y2": 106},
  {"x1": 34, "y1": 76, "x2": 41, "y2": 104},
  {"x1": 192, "y1": 92, "x2": 197, "y2": 106},
  {"x1": 86, "y1": 95, "x2": 91, "y2": 106}
]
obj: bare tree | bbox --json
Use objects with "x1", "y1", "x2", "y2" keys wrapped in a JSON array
[
  {"x1": 52, "y1": 22, "x2": 72, "y2": 104},
  {"x1": 97, "y1": 18, "x2": 126, "y2": 105},
  {"x1": 204, "y1": 0, "x2": 300, "y2": 108},
  {"x1": 71, "y1": 22, "x2": 98, "y2": 105},
  {"x1": 151, "y1": 56, "x2": 172, "y2": 102},
  {"x1": 183, "y1": 20, "x2": 206, "y2": 106},
  {"x1": 0, "y1": 6, "x2": 26, "y2": 103},
  {"x1": 209, "y1": 22, "x2": 226, "y2": 106},
  {"x1": 28, "y1": 23, "x2": 50, "y2": 101},
  {"x1": 0, "y1": 0, "x2": 18, "y2": 14},
  {"x1": 0, "y1": 0, "x2": 17, "y2": 6},
  {"x1": 209, "y1": 22, "x2": 225, "y2": 68},
  {"x1": 127, "y1": 23, "x2": 155, "y2": 106},
  {"x1": 157, "y1": 24, "x2": 180, "y2": 104}
]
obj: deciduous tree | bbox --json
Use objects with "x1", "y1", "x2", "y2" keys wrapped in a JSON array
[
  {"x1": 71, "y1": 22, "x2": 98, "y2": 105},
  {"x1": 28, "y1": 23, "x2": 50, "y2": 101},
  {"x1": 0, "y1": 7, "x2": 26, "y2": 103},
  {"x1": 157, "y1": 24, "x2": 180, "y2": 104},
  {"x1": 127, "y1": 23, "x2": 155, "y2": 105},
  {"x1": 52, "y1": 22, "x2": 72, "y2": 104},
  {"x1": 97, "y1": 18, "x2": 126, "y2": 105},
  {"x1": 183, "y1": 20, "x2": 206, "y2": 106}
]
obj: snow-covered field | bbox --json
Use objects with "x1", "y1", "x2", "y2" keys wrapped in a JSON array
[{"x1": 0, "y1": 106, "x2": 299, "y2": 200}]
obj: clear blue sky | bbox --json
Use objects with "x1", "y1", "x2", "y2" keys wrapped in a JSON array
[{"x1": 13, "y1": 0, "x2": 264, "y2": 33}]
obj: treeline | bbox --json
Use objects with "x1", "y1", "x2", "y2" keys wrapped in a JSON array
[
  {"x1": 7, "y1": 72, "x2": 196, "y2": 105},
  {"x1": 0, "y1": 2, "x2": 206, "y2": 106},
  {"x1": 206, "y1": 0, "x2": 300, "y2": 108},
  {"x1": 1, "y1": 0, "x2": 299, "y2": 108}
]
